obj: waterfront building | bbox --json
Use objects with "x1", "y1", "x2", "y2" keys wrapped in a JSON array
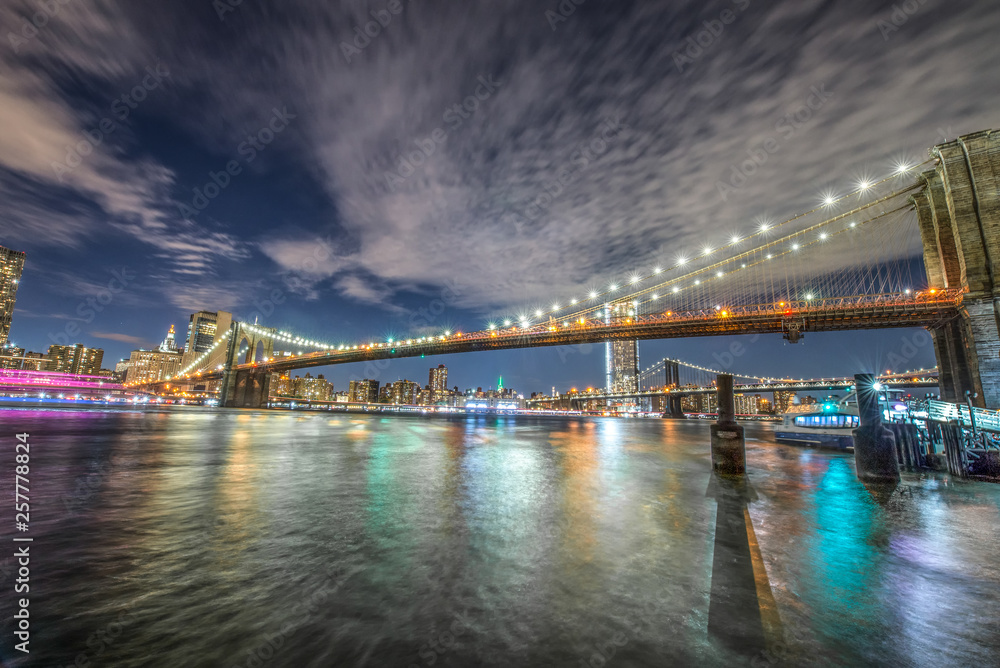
[
  {"x1": 47, "y1": 343, "x2": 104, "y2": 375},
  {"x1": 429, "y1": 364, "x2": 448, "y2": 401},
  {"x1": 0, "y1": 245, "x2": 25, "y2": 346},
  {"x1": 773, "y1": 390, "x2": 797, "y2": 414},
  {"x1": 125, "y1": 347, "x2": 182, "y2": 384},
  {"x1": 293, "y1": 373, "x2": 333, "y2": 401},
  {"x1": 274, "y1": 373, "x2": 293, "y2": 396},
  {"x1": 734, "y1": 393, "x2": 758, "y2": 415},
  {"x1": 387, "y1": 379, "x2": 420, "y2": 405},
  {"x1": 348, "y1": 379, "x2": 380, "y2": 403},
  {"x1": 0, "y1": 344, "x2": 25, "y2": 370},
  {"x1": 698, "y1": 392, "x2": 718, "y2": 414},
  {"x1": 113, "y1": 359, "x2": 131, "y2": 383}
]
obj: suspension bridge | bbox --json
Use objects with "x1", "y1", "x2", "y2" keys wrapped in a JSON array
[
  {"x1": 127, "y1": 130, "x2": 1000, "y2": 410},
  {"x1": 524, "y1": 356, "x2": 939, "y2": 412}
]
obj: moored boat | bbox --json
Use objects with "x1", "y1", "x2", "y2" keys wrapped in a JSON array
[{"x1": 775, "y1": 402, "x2": 859, "y2": 450}]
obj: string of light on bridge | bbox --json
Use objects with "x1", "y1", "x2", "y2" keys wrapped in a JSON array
[
  {"x1": 492, "y1": 159, "x2": 933, "y2": 330},
  {"x1": 160, "y1": 158, "x2": 950, "y2": 380}
]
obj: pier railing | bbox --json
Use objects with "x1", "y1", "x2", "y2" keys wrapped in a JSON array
[
  {"x1": 927, "y1": 400, "x2": 1000, "y2": 433},
  {"x1": 917, "y1": 400, "x2": 1000, "y2": 479}
]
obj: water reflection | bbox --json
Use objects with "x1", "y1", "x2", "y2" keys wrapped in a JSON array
[
  {"x1": 0, "y1": 409, "x2": 998, "y2": 667},
  {"x1": 706, "y1": 474, "x2": 773, "y2": 655}
]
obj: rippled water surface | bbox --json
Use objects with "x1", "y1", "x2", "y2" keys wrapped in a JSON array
[{"x1": 2, "y1": 407, "x2": 999, "y2": 667}]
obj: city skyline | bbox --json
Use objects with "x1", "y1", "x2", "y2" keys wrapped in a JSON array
[{"x1": 0, "y1": 241, "x2": 942, "y2": 395}]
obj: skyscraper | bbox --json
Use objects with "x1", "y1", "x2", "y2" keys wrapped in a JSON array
[
  {"x1": 603, "y1": 300, "x2": 639, "y2": 394},
  {"x1": 159, "y1": 324, "x2": 179, "y2": 352},
  {"x1": 184, "y1": 311, "x2": 232, "y2": 353},
  {"x1": 47, "y1": 344, "x2": 104, "y2": 375},
  {"x1": 429, "y1": 364, "x2": 448, "y2": 401},
  {"x1": 348, "y1": 379, "x2": 380, "y2": 403},
  {"x1": 182, "y1": 310, "x2": 232, "y2": 369},
  {"x1": 0, "y1": 245, "x2": 26, "y2": 346}
]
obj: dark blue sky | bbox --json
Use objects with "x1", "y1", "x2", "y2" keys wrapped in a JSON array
[{"x1": 2, "y1": 0, "x2": 995, "y2": 394}]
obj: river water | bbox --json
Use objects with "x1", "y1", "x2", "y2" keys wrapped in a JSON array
[{"x1": 1, "y1": 407, "x2": 998, "y2": 667}]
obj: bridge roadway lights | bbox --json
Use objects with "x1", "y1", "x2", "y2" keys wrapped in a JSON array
[
  {"x1": 711, "y1": 374, "x2": 746, "y2": 475},
  {"x1": 851, "y1": 373, "x2": 900, "y2": 483}
]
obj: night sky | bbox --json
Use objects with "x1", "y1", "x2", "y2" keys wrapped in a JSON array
[{"x1": 2, "y1": 0, "x2": 998, "y2": 394}]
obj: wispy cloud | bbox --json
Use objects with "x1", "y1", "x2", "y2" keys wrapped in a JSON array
[
  {"x1": 90, "y1": 331, "x2": 149, "y2": 345},
  {"x1": 3, "y1": 0, "x2": 1000, "y2": 316}
]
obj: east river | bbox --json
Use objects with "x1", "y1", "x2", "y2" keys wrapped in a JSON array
[{"x1": 1, "y1": 407, "x2": 998, "y2": 667}]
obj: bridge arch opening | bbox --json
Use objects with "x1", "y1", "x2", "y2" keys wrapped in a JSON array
[{"x1": 238, "y1": 333, "x2": 253, "y2": 365}]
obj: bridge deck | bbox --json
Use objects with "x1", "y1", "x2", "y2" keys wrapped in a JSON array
[{"x1": 150, "y1": 292, "x2": 961, "y2": 387}]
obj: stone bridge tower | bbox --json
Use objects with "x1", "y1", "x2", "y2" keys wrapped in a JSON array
[
  {"x1": 912, "y1": 130, "x2": 1000, "y2": 408},
  {"x1": 219, "y1": 321, "x2": 277, "y2": 408}
]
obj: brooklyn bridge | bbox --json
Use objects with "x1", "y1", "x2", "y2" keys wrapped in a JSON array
[{"x1": 130, "y1": 130, "x2": 1000, "y2": 410}]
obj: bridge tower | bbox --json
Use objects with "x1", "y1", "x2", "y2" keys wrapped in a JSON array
[
  {"x1": 913, "y1": 130, "x2": 1000, "y2": 408},
  {"x1": 219, "y1": 321, "x2": 277, "y2": 408}
]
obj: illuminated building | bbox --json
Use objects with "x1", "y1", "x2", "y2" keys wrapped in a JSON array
[
  {"x1": 773, "y1": 390, "x2": 796, "y2": 414},
  {"x1": 734, "y1": 393, "x2": 758, "y2": 415},
  {"x1": 0, "y1": 344, "x2": 25, "y2": 370},
  {"x1": 182, "y1": 310, "x2": 232, "y2": 369},
  {"x1": 274, "y1": 373, "x2": 293, "y2": 396},
  {"x1": 125, "y1": 348, "x2": 181, "y2": 384},
  {"x1": 429, "y1": 364, "x2": 448, "y2": 401},
  {"x1": 292, "y1": 373, "x2": 332, "y2": 401},
  {"x1": 47, "y1": 344, "x2": 104, "y2": 375},
  {"x1": 159, "y1": 324, "x2": 179, "y2": 352},
  {"x1": 387, "y1": 379, "x2": 420, "y2": 405},
  {"x1": 0, "y1": 245, "x2": 26, "y2": 346},
  {"x1": 113, "y1": 359, "x2": 131, "y2": 383},
  {"x1": 603, "y1": 300, "x2": 639, "y2": 394},
  {"x1": 348, "y1": 379, "x2": 379, "y2": 403}
]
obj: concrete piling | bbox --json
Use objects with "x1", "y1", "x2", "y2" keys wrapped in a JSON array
[
  {"x1": 852, "y1": 373, "x2": 900, "y2": 483},
  {"x1": 711, "y1": 374, "x2": 746, "y2": 475}
]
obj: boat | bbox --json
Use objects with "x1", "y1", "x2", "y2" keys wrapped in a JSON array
[{"x1": 775, "y1": 401, "x2": 859, "y2": 450}]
